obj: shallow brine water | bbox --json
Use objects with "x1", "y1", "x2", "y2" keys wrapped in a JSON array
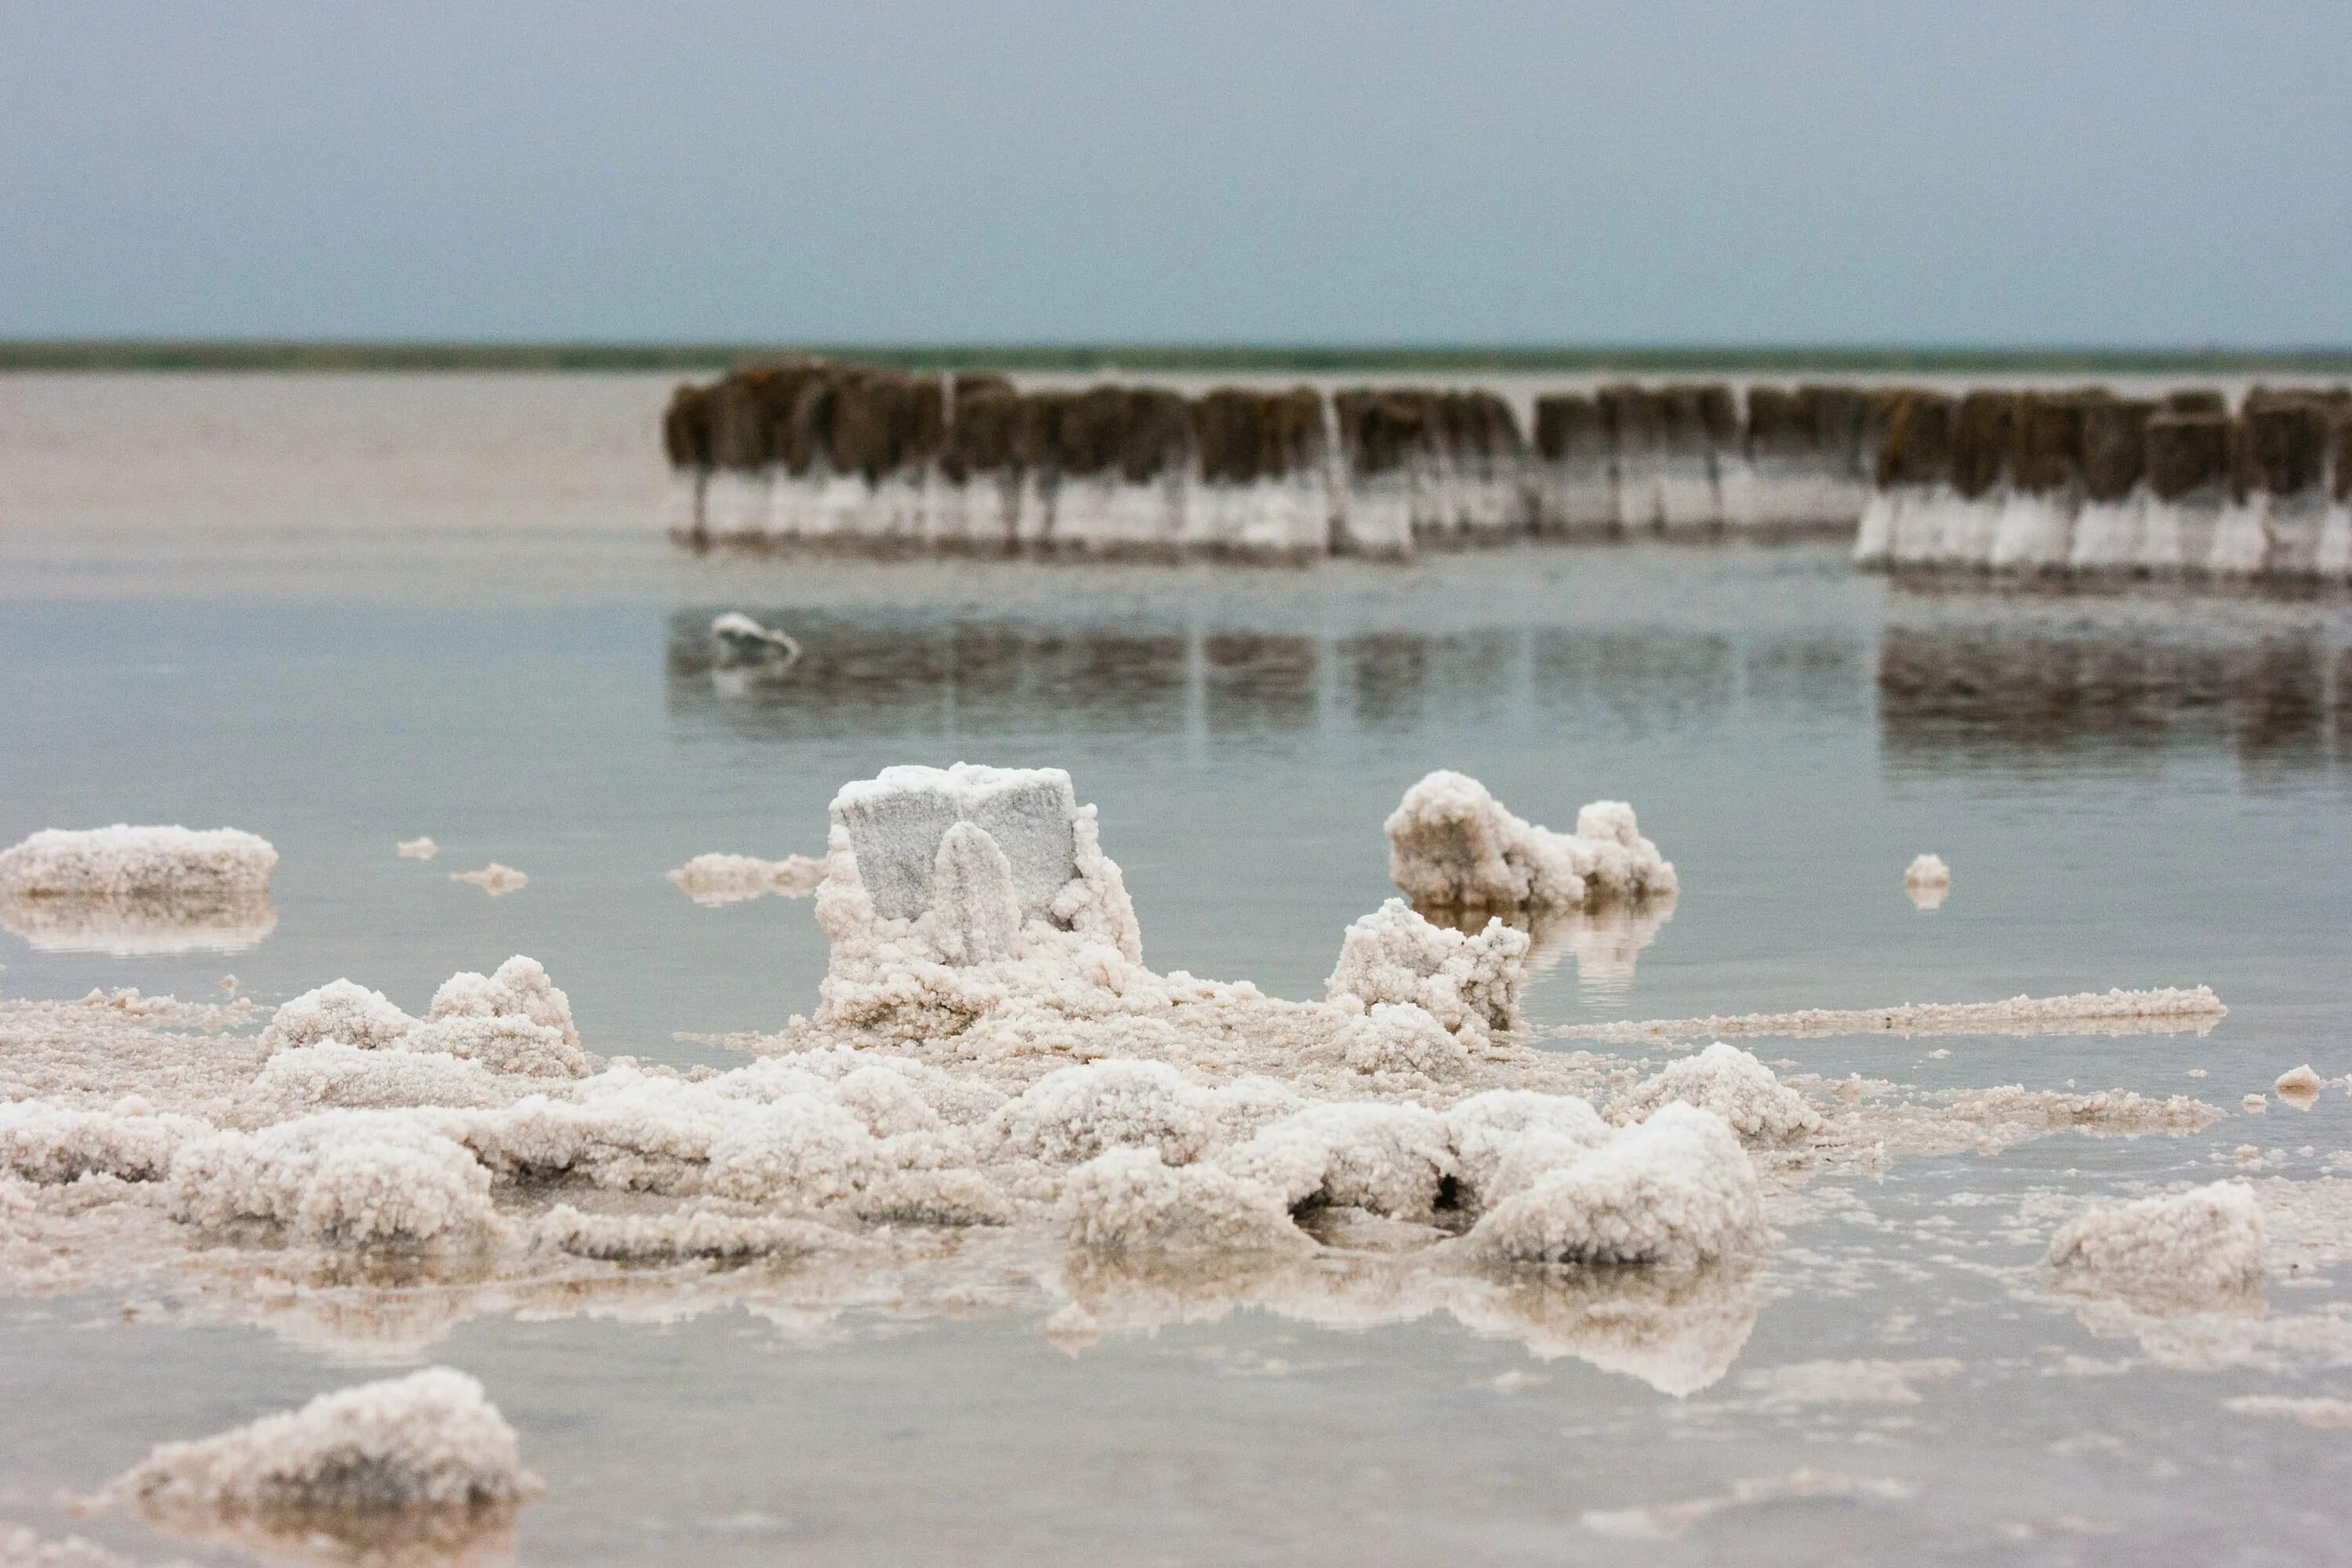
[{"x1": 2, "y1": 375, "x2": 2350, "y2": 1566}]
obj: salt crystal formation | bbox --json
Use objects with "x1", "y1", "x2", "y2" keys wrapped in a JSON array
[
  {"x1": 0, "y1": 826, "x2": 276, "y2": 898},
  {"x1": 2045, "y1": 1181, "x2": 2267, "y2": 1312},
  {"x1": 0, "y1": 826, "x2": 278, "y2": 956},
  {"x1": 449, "y1": 862, "x2": 527, "y2": 895},
  {"x1": 2274, "y1": 1063, "x2": 2324, "y2": 1107},
  {"x1": 1384, "y1": 771, "x2": 1675, "y2": 909},
  {"x1": 1610, "y1": 1043, "x2": 1824, "y2": 1145},
  {"x1": 395, "y1": 836, "x2": 438, "y2": 860},
  {"x1": 107, "y1": 1367, "x2": 540, "y2": 1521}
]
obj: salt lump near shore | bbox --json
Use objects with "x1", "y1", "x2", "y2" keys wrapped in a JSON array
[
  {"x1": 1611, "y1": 1043, "x2": 1823, "y2": 1145},
  {"x1": 2045, "y1": 1181, "x2": 2267, "y2": 1312},
  {"x1": 1384, "y1": 771, "x2": 1675, "y2": 909},
  {"x1": 106, "y1": 1367, "x2": 539, "y2": 1523},
  {"x1": 709, "y1": 610, "x2": 801, "y2": 669},
  {"x1": 1904, "y1": 851, "x2": 1951, "y2": 910},
  {"x1": 0, "y1": 826, "x2": 276, "y2": 898},
  {"x1": 0, "y1": 826, "x2": 278, "y2": 956}
]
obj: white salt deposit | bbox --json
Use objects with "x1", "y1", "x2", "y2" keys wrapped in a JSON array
[
  {"x1": 165, "y1": 1112, "x2": 499, "y2": 1247},
  {"x1": 2045, "y1": 1181, "x2": 2267, "y2": 1311},
  {"x1": 107, "y1": 1367, "x2": 539, "y2": 1513},
  {"x1": 248, "y1": 1044, "x2": 507, "y2": 1119},
  {"x1": 429, "y1": 956, "x2": 581, "y2": 1048},
  {"x1": 2275, "y1": 1064, "x2": 2324, "y2": 1108},
  {"x1": 1553, "y1": 985, "x2": 2228, "y2": 1043},
  {"x1": 1904, "y1": 851, "x2": 1951, "y2": 910},
  {"x1": 395, "y1": 837, "x2": 439, "y2": 861},
  {"x1": 1580, "y1": 1470, "x2": 1918, "y2": 1541},
  {"x1": 1060, "y1": 1149, "x2": 1306, "y2": 1253},
  {"x1": 1324, "y1": 898, "x2": 1528, "y2": 1046},
  {"x1": 450, "y1": 863, "x2": 527, "y2": 895},
  {"x1": 1468, "y1": 1104, "x2": 1763, "y2": 1266},
  {"x1": 259, "y1": 980, "x2": 419, "y2": 1055},
  {"x1": 1613, "y1": 1044, "x2": 1823, "y2": 1145},
  {"x1": 667, "y1": 852, "x2": 825, "y2": 904},
  {"x1": 539, "y1": 1201, "x2": 851, "y2": 1261},
  {"x1": 709, "y1": 611, "x2": 801, "y2": 669},
  {"x1": 0, "y1": 1101, "x2": 206, "y2": 1184},
  {"x1": 0, "y1": 826, "x2": 275, "y2": 898},
  {"x1": 1383, "y1": 772, "x2": 1675, "y2": 909}
]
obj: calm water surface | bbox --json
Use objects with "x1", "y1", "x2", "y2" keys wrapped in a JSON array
[{"x1": 2, "y1": 376, "x2": 2350, "y2": 1565}]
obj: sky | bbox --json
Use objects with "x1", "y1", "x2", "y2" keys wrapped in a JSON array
[{"x1": 4, "y1": 2, "x2": 2350, "y2": 347}]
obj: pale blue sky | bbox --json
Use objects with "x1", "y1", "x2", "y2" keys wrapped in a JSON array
[{"x1": 5, "y1": 2, "x2": 2348, "y2": 346}]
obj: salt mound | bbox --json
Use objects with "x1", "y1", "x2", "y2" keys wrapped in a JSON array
[
  {"x1": 2046, "y1": 1181, "x2": 2266, "y2": 1311},
  {"x1": 540, "y1": 1201, "x2": 849, "y2": 1261},
  {"x1": 1383, "y1": 771, "x2": 1674, "y2": 909},
  {"x1": 1613, "y1": 1043, "x2": 1822, "y2": 1144},
  {"x1": 1441, "y1": 1090, "x2": 1613, "y2": 1208},
  {"x1": 108, "y1": 1367, "x2": 539, "y2": 1514},
  {"x1": 249, "y1": 1044, "x2": 506, "y2": 1119},
  {"x1": 995, "y1": 1060, "x2": 1213, "y2": 1167},
  {"x1": 1904, "y1": 851, "x2": 1950, "y2": 910},
  {"x1": 1468, "y1": 1104, "x2": 1762, "y2": 1265},
  {"x1": 0, "y1": 1101, "x2": 207, "y2": 1184},
  {"x1": 259, "y1": 980, "x2": 418, "y2": 1056},
  {"x1": 1061, "y1": 1148, "x2": 1305, "y2": 1252},
  {"x1": 429, "y1": 956, "x2": 580, "y2": 1048},
  {"x1": 1222, "y1": 1102, "x2": 1457, "y2": 1221},
  {"x1": 165, "y1": 1112, "x2": 497, "y2": 1247},
  {"x1": 1326, "y1": 898, "x2": 1528, "y2": 1045},
  {"x1": 2274, "y1": 1064, "x2": 2323, "y2": 1108},
  {"x1": 395, "y1": 836, "x2": 438, "y2": 860},
  {"x1": 0, "y1": 826, "x2": 275, "y2": 898},
  {"x1": 667, "y1": 852, "x2": 825, "y2": 904}
]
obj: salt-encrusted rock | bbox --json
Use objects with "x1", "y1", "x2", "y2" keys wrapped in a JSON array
[
  {"x1": 1611, "y1": 1043, "x2": 1821, "y2": 1145},
  {"x1": 1442, "y1": 1089, "x2": 1613, "y2": 1210},
  {"x1": 107, "y1": 1367, "x2": 539, "y2": 1514},
  {"x1": 1468, "y1": 1103, "x2": 1762, "y2": 1266},
  {"x1": 0, "y1": 1100, "x2": 209, "y2": 1184},
  {"x1": 258, "y1": 980, "x2": 419, "y2": 1057},
  {"x1": 429, "y1": 956, "x2": 579, "y2": 1049},
  {"x1": 1061, "y1": 1147, "x2": 1306, "y2": 1252},
  {"x1": 1326, "y1": 898, "x2": 1529, "y2": 1044},
  {"x1": 2045, "y1": 1181, "x2": 2265, "y2": 1311},
  {"x1": 0, "y1": 826, "x2": 276, "y2": 898},
  {"x1": 708, "y1": 611, "x2": 801, "y2": 669},
  {"x1": 832, "y1": 763, "x2": 1080, "y2": 924},
  {"x1": 165, "y1": 1112, "x2": 497, "y2": 1247},
  {"x1": 1384, "y1": 771, "x2": 1674, "y2": 909}
]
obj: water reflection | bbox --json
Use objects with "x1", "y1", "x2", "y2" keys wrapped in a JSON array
[
  {"x1": 665, "y1": 609, "x2": 1867, "y2": 748},
  {"x1": 1417, "y1": 895, "x2": 1678, "y2": 1002},
  {"x1": 0, "y1": 890, "x2": 277, "y2": 955},
  {"x1": 1879, "y1": 623, "x2": 2352, "y2": 776}
]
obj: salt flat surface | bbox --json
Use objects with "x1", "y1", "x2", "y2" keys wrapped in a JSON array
[{"x1": 4, "y1": 375, "x2": 2352, "y2": 1566}]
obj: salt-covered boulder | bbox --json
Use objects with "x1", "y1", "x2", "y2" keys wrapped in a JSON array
[
  {"x1": 428, "y1": 956, "x2": 579, "y2": 1048},
  {"x1": 2045, "y1": 1181, "x2": 2265, "y2": 1312},
  {"x1": 165, "y1": 1112, "x2": 497, "y2": 1247},
  {"x1": 833, "y1": 763, "x2": 1080, "y2": 924},
  {"x1": 1061, "y1": 1147, "x2": 1307, "y2": 1252},
  {"x1": 1441, "y1": 1089, "x2": 1613, "y2": 1210},
  {"x1": 1467, "y1": 1103, "x2": 1762, "y2": 1266},
  {"x1": 259, "y1": 979, "x2": 419, "y2": 1057}
]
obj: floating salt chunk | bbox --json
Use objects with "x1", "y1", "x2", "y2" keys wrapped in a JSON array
[
  {"x1": 1383, "y1": 771, "x2": 1674, "y2": 909},
  {"x1": 2275, "y1": 1065, "x2": 2323, "y2": 1108},
  {"x1": 2045, "y1": 1181, "x2": 2266, "y2": 1312},
  {"x1": 0, "y1": 826, "x2": 276, "y2": 898},
  {"x1": 709, "y1": 611, "x2": 802, "y2": 669},
  {"x1": 2244, "y1": 1094, "x2": 2267, "y2": 1112},
  {"x1": 1904, "y1": 852, "x2": 1951, "y2": 910},
  {"x1": 106, "y1": 1367, "x2": 540, "y2": 1516},
  {"x1": 831, "y1": 763, "x2": 1079, "y2": 923},
  {"x1": 396, "y1": 836, "x2": 439, "y2": 861},
  {"x1": 450, "y1": 863, "x2": 527, "y2": 895},
  {"x1": 1612, "y1": 1043, "x2": 1822, "y2": 1145},
  {"x1": 666, "y1": 852, "x2": 824, "y2": 905}
]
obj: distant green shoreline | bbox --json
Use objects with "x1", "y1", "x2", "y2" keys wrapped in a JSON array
[{"x1": 6, "y1": 340, "x2": 2352, "y2": 376}]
